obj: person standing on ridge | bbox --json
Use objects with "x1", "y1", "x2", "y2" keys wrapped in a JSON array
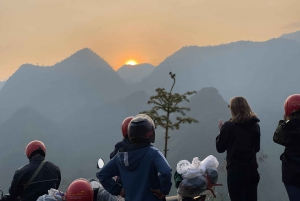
[
  {"x1": 0, "y1": 140, "x2": 61, "y2": 201},
  {"x1": 273, "y1": 94, "x2": 300, "y2": 201},
  {"x1": 109, "y1": 116, "x2": 133, "y2": 159},
  {"x1": 216, "y1": 97, "x2": 260, "y2": 201},
  {"x1": 97, "y1": 114, "x2": 172, "y2": 201}
]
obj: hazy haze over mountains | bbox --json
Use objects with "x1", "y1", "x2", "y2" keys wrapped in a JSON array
[
  {"x1": 1, "y1": 30, "x2": 300, "y2": 200},
  {"x1": 280, "y1": 30, "x2": 300, "y2": 43},
  {"x1": 0, "y1": 81, "x2": 5, "y2": 91},
  {"x1": 117, "y1": 63, "x2": 155, "y2": 84}
]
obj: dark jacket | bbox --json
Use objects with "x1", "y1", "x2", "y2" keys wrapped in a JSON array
[
  {"x1": 216, "y1": 118, "x2": 260, "y2": 172},
  {"x1": 110, "y1": 138, "x2": 131, "y2": 159},
  {"x1": 97, "y1": 143, "x2": 172, "y2": 201},
  {"x1": 273, "y1": 113, "x2": 300, "y2": 187},
  {"x1": 7, "y1": 156, "x2": 61, "y2": 201}
]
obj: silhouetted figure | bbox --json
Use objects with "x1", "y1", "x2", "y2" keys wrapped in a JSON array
[
  {"x1": 216, "y1": 97, "x2": 260, "y2": 201},
  {"x1": 1, "y1": 140, "x2": 61, "y2": 201},
  {"x1": 273, "y1": 94, "x2": 300, "y2": 201}
]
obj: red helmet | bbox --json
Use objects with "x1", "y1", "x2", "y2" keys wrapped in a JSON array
[
  {"x1": 284, "y1": 94, "x2": 300, "y2": 117},
  {"x1": 25, "y1": 140, "x2": 46, "y2": 159},
  {"x1": 66, "y1": 179, "x2": 93, "y2": 201},
  {"x1": 121, "y1": 116, "x2": 134, "y2": 137}
]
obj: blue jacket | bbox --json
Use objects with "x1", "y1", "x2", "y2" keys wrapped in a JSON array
[{"x1": 97, "y1": 144, "x2": 172, "y2": 201}]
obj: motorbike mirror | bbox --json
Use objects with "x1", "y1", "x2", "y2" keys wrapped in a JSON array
[
  {"x1": 0, "y1": 190, "x2": 3, "y2": 197},
  {"x1": 97, "y1": 158, "x2": 105, "y2": 169}
]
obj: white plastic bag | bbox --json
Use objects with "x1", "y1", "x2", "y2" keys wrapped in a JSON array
[
  {"x1": 176, "y1": 160, "x2": 191, "y2": 174},
  {"x1": 200, "y1": 155, "x2": 219, "y2": 173},
  {"x1": 181, "y1": 168, "x2": 201, "y2": 179}
]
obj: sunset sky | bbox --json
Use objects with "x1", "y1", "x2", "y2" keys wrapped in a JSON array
[{"x1": 1, "y1": 0, "x2": 300, "y2": 81}]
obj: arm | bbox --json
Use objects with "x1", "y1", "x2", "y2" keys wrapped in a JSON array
[
  {"x1": 153, "y1": 149, "x2": 172, "y2": 195},
  {"x1": 8, "y1": 171, "x2": 23, "y2": 200},
  {"x1": 273, "y1": 120, "x2": 286, "y2": 146},
  {"x1": 96, "y1": 159, "x2": 122, "y2": 196},
  {"x1": 110, "y1": 141, "x2": 122, "y2": 159},
  {"x1": 216, "y1": 122, "x2": 231, "y2": 153},
  {"x1": 254, "y1": 124, "x2": 261, "y2": 153},
  {"x1": 56, "y1": 167, "x2": 61, "y2": 189}
]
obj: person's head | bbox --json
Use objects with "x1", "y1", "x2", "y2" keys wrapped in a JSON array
[
  {"x1": 284, "y1": 94, "x2": 300, "y2": 119},
  {"x1": 128, "y1": 114, "x2": 155, "y2": 144},
  {"x1": 228, "y1": 96, "x2": 257, "y2": 123},
  {"x1": 121, "y1": 116, "x2": 134, "y2": 138},
  {"x1": 65, "y1": 179, "x2": 93, "y2": 201},
  {"x1": 25, "y1": 140, "x2": 46, "y2": 159}
]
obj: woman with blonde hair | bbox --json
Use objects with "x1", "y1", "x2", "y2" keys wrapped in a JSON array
[{"x1": 216, "y1": 96, "x2": 260, "y2": 201}]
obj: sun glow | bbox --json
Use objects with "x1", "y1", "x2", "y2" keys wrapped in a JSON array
[{"x1": 125, "y1": 60, "x2": 137, "y2": 65}]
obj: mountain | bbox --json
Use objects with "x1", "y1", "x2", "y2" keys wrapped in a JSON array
[
  {"x1": 136, "y1": 38, "x2": 300, "y2": 105},
  {"x1": 0, "y1": 81, "x2": 5, "y2": 91},
  {"x1": 0, "y1": 48, "x2": 128, "y2": 123},
  {"x1": 117, "y1": 63, "x2": 155, "y2": 84},
  {"x1": 280, "y1": 30, "x2": 300, "y2": 43}
]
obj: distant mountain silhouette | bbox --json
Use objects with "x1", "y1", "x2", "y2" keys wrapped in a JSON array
[
  {"x1": 280, "y1": 30, "x2": 300, "y2": 43},
  {"x1": 117, "y1": 63, "x2": 155, "y2": 84},
  {"x1": 0, "y1": 81, "x2": 5, "y2": 91},
  {"x1": 0, "y1": 48, "x2": 128, "y2": 123}
]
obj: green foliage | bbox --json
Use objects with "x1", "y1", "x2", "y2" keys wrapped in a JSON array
[{"x1": 141, "y1": 72, "x2": 198, "y2": 157}]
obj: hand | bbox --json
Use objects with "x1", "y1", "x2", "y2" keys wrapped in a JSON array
[
  {"x1": 119, "y1": 188, "x2": 125, "y2": 198},
  {"x1": 150, "y1": 188, "x2": 165, "y2": 199},
  {"x1": 218, "y1": 119, "x2": 223, "y2": 130}
]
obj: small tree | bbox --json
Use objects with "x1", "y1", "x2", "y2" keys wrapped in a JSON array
[{"x1": 141, "y1": 72, "x2": 198, "y2": 158}]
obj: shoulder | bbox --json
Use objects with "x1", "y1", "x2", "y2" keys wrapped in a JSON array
[
  {"x1": 45, "y1": 161, "x2": 61, "y2": 171},
  {"x1": 221, "y1": 121, "x2": 234, "y2": 131},
  {"x1": 285, "y1": 118, "x2": 300, "y2": 130}
]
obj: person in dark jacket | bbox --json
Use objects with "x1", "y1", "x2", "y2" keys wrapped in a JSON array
[
  {"x1": 216, "y1": 96, "x2": 260, "y2": 201},
  {"x1": 97, "y1": 114, "x2": 172, "y2": 201},
  {"x1": 273, "y1": 94, "x2": 300, "y2": 201},
  {"x1": 0, "y1": 140, "x2": 61, "y2": 201},
  {"x1": 109, "y1": 116, "x2": 133, "y2": 159}
]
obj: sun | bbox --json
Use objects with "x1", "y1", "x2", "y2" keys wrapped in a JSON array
[{"x1": 125, "y1": 60, "x2": 137, "y2": 65}]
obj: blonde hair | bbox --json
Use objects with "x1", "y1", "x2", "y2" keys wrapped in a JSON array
[{"x1": 229, "y1": 96, "x2": 257, "y2": 123}]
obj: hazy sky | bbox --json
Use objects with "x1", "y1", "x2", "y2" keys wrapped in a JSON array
[{"x1": 1, "y1": 0, "x2": 300, "y2": 81}]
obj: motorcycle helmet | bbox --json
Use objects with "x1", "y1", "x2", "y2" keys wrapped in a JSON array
[
  {"x1": 25, "y1": 140, "x2": 46, "y2": 159},
  {"x1": 284, "y1": 94, "x2": 300, "y2": 117},
  {"x1": 121, "y1": 116, "x2": 134, "y2": 137},
  {"x1": 128, "y1": 114, "x2": 155, "y2": 143},
  {"x1": 66, "y1": 179, "x2": 93, "y2": 201}
]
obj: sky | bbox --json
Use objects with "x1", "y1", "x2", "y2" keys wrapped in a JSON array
[{"x1": 0, "y1": 0, "x2": 300, "y2": 81}]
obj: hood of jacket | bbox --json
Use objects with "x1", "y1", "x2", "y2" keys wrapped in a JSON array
[{"x1": 117, "y1": 143, "x2": 151, "y2": 171}]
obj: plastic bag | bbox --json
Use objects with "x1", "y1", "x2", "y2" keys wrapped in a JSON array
[
  {"x1": 181, "y1": 168, "x2": 201, "y2": 179},
  {"x1": 200, "y1": 155, "x2": 219, "y2": 173},
  {"x1": 177, "y1": 160, "x2": 191, "y2": 174},
  {"x1": 177, "y1": 175, "x2": 207, "y2": 197},
  {"x1": 206, "y1": 168, "x2": 218, "y2": 184}
]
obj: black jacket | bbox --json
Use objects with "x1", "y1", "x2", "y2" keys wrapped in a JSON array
[
  {"x1": 7, "y1": 156, "x2": 61, "y2": 201},
  {"x1": 273, "y1": 114, "x2": 300, "y2": 187},
  {"x1": 109, "y1": 138, "x2": 131, "y2": 159},
  {"x1": 216, "y1": 118, "x2": 260, "y2": 172}
]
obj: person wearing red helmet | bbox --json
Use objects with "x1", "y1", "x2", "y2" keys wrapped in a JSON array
[
  {"x1": 109, "y1": 116, "x2": 133, "y2": 159},
  {"x1": 97, "y1": 114, "x2": 172, "y2": 201},
  {"x1": 273, "y1": 94, "x2": 300, "y2": 201},
  {"x1": 65, "y1": 179, "x2": 94, "y2": 201},
  {"x1": 0, "y1": 140, "x2": 61, "y2": 201}
]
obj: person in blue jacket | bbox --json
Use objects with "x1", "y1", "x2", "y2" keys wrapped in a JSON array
[{"x1": 97, "y1": 114, "x2": 172, "y2": 201}]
